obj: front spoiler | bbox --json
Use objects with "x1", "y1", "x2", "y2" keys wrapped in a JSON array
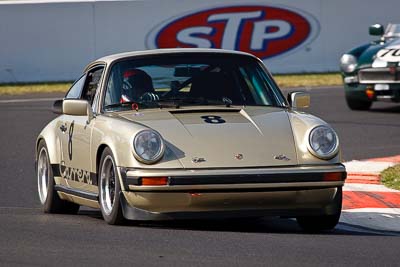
[
  {"x1": 344, "y1": 83, "x2": 400, "y2": 102},
  {"x1": 119, "y1": 188, "x2": 343, "y2": 221}
]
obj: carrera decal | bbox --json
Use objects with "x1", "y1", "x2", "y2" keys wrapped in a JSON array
[
  {"x1": 57, "y1": 164, "x2": 98, "y2": 186},
  {"x1": 377, "y1": 46, "x2": 400, "y2": 62},
  {"x1": 146, "y1": 5, "x2": 320, "y2": 59}
]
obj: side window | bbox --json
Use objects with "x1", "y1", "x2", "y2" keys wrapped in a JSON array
[
  {"x1": 104, "y1": 66, "x2": 122, "y2": 107},
  {"x1": 65, "y1": 75, "x2": 86, "y2": 99},
  {"x1": 83, "y1": 67, "x2": 104, "y2": 104}
]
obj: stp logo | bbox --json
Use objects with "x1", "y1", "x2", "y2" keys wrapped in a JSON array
[{"x1": 146, "y1": 5, "x2": 319, "y2": 59}]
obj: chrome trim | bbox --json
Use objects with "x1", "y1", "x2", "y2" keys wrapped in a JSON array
[
  {"x1": 344, "y1": 76, "x2": 358, "y2": 84},
  {"x1": 358, "y1": 67, "x2": 400, "y2": 84},
  {"x1": 125, "y1": 164, "x2": 345, "y2": 176},
  {"x1": 377, "y1": 95, "x2": 395, "y2": 102},
  {"x1": 360, "y1": 80, "x2": 400, "y2": 84}
]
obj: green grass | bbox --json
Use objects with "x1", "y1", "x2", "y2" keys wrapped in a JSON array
[
  {"x1": 274, "y1": 72, "x2": 342, "y2": 88},
  {"x1": 381, "y1": 164, "x2": 400, "y2": 191},
  {"x1": 0, "y1": 72, "x2": 343, "y2": 96},
  {"x1": 0, "y1": 82, "x2": 72, "y2": 95}
]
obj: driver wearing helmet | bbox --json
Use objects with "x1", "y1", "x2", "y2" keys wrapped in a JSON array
[{"x1": 120, "y1": 69, "x2": 159, "y2": 103}]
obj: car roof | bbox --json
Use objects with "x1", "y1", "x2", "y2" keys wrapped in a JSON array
[{"x1": 84, "y1": 48, "x2": 257, "y2": 71}]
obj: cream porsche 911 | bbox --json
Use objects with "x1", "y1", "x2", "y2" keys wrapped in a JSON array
[{"x1": 36, "y1": 48, "x2": 346, "y2": 230}]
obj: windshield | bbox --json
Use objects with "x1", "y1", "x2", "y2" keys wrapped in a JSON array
[
  {"x1": 384, "y1": 23, "x2": 400, "y2": 38},
  {"x1": 103, "y1": 54, "x2": 286, "y2": 111}
]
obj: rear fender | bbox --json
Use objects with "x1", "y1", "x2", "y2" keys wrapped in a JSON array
[{"x1": 36, "y1": 119, "x2": 62, "y2": 165}]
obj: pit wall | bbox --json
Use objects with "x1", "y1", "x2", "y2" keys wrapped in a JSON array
[{"x1": 0, "y1": 0, "x2": 398, "y2": 82}]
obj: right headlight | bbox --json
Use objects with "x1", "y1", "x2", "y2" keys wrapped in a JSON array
[
  {"x1": 308, "y1": 125, "x2": 339, "y2": 160},
  {"x1": 340, "y1": 54, "x2": 358, "y2": 73},
  {"x1": 133, "y1": 129, "x2": 165, "y2": 164}
]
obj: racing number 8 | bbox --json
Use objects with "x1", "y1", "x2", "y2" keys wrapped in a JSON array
[
  {"x1": 201, "y1": 115, "x2": 226, "y2": 124},
  {"x1": 68, "y1": 121, "x2": 74, "y2": 160}
]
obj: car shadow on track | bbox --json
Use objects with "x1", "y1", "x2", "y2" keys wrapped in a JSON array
[
  {"x1": 78, "y1": 209, "x2": 400, "y2": 237},
  {"x1": 369, "y1": 104, "x2": 400, "y2": 113}
]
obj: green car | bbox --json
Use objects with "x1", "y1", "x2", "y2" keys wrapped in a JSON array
[{"x1": 340, "y1": 23, "x2": 400, "y2": 110}]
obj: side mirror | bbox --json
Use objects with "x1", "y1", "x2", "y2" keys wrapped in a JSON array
[
  {"x1": 288, "y1": 92, "x2": 310, "y2": 108},
  {"x1": 52, "y1": 99, "x2": 63, "y2": 114},
  {"x1": 63, "y1": 99, "x2": 95, "y2": 123},
  {"x1": 63, "y1": 99, "x2": 88, "y2": 116},
  {"x1": 369, "y1": 24, "x2": 384, "y2": 36}
]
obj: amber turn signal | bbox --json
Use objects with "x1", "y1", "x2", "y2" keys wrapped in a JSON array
[
  {"x1": 141, "y1": 177, "x2": 168, "y2": 186},
  {"x1": 366, "y1": 87, "x2": 375, "y2": 100}
]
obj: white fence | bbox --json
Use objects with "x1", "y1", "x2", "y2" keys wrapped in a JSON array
[{"x1": 0, "y1": 0, "x2": 399, "y2": 83}]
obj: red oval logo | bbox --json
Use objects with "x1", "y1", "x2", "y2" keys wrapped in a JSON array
[{"x1": 146, "y1": 5, "x2": 319, "y2": 59}]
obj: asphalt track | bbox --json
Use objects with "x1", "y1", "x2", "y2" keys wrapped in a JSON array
[{"x1": 0, "y1": 87, "x2": 399, "y2": 266}]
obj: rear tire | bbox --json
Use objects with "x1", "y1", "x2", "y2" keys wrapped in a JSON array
[
  {"x1": 296, "y1": 188, "x2": 342, "y2": 232},
  {"x1": 98, "y1": 147, "x2": 125, "y2": 225},
  {"x1": 37, "y1": 140, "x2": 79, "y2": 214},
  {"x1": 345, "y1": 97, "x2": 372, "y2": 110}
]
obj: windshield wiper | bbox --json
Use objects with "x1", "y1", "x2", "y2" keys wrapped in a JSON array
[
  {"x1": 104, "y1": 101, "x2": 135, "y2": 110},
  {"x1": 156, "y1": 97, "x2": 234, "y2": 108},
  {"x1": 104, "y1": 97, "x2": 235, "y2": 111},
  {"x1": 104, "y1": 101, "x2": 160, "y2": 110}
]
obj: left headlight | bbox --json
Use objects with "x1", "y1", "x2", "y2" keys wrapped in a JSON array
[
  {"x1": 133, "y1": 130, "x2": 165, "y2": 164},
  {"x1": 308, "y1": 125, "x2": 339, "y2": 159},
  {"x1": 340, "y1": 54, "x2": 357, "y2": 73}
]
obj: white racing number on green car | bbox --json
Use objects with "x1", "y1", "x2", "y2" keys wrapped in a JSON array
[{"x1": 377, "y1": 45, "x2": 400, "y2": 62}]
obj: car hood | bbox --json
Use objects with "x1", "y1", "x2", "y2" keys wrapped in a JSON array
[
  {"x1": 358, "y1": 38, "x2": 400, "y2": 66},
  {"x1": 116, "y1": 106, "x2": 298, "y2": 168}
]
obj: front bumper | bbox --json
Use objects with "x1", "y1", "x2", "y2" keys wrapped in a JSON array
[
  {"x1": 118, "y1": 164, "x2": 346, "y2": 220},
  {"x1": 344, "y1": 82, "x2": 400, "y2": 102}
]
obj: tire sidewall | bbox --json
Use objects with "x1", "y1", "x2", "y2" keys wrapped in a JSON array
[
  {"x1": 345, "y1": 96, "x2": 372, "y2": 110},
  {"x1": 98, "y1": 147, "x2": 123, "y2": 224},
  {"x1": 37, "y1": 140, "x2": 56, "y2": 213}
]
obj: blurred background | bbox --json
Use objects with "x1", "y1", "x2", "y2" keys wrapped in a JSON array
[{"x1": 0, "y1": 0, "x2": 398, "y2": 83}]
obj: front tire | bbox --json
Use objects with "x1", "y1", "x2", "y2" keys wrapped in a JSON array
[
  {"x1": 98, "y1": 147, "x2": 125, "y2": 225},
  {"x1": 37, "y1": 140, "x2": 79, "y2": 214},
  {"x1": 345, "y1": 96, "x2": 372, "y2": 110},
  {"x1": 296, "y1": 188, "x2": 342, "y2": 232}
]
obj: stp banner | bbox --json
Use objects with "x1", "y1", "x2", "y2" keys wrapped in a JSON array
[{"x1": 146, "y1": 5, "x2": 319, "y2": 61}]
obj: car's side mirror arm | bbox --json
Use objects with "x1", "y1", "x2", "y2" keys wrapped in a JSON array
[{"x1": 52, "y1": 99, "x2": 63, "y2": 114}]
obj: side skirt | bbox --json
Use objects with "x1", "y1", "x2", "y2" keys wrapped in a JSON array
[
  {"x1": 54, "y1": 185, "x2": 99, "y2": 209},
  {"x1": 55, "y1": 185, "x2": 98, "y2": 200}
]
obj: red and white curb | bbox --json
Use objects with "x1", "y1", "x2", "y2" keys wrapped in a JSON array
[{"x1": 340, "y1": 156, "x2": 400, "y2": 233}]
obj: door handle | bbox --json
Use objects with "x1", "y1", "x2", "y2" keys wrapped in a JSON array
[{"x1": 60, "y1": 124, "x2": 67, "y2": 132}]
